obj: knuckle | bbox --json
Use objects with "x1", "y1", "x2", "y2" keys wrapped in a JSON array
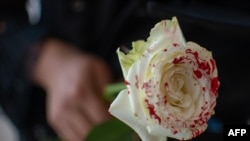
[{"x1": 68, "y1": 85, "x2": 82, "y2": 99}]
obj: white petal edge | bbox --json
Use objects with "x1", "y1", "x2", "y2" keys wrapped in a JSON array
[
  {"x1": 109, "y1": 89, "x2": 167, "y2": 141},
  {"x1": 147, "y1": 124, "x2": 193, "y2": 140},
  {"x1": 147, "y1": 17, "x2": 186, "y2": 49}
]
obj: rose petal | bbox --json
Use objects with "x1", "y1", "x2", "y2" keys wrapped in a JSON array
[
  {"x1": 109, "y1": 89, "x2": 167, "y2": 141},
  {"x1": 147, "y1": 124, "x2": 194, "y2": 140},
  {"x1": 117, "y1": 40, "x2": 146, "y2": 78},
  {"x1": 145, "y1": 17, "x2": 186, "y2": 53}
]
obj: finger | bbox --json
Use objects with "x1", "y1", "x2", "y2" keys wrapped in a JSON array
[
  {"x1": 50, "y1": 116, "x2": 81, "y2": 141},
  {"x1": 91, "y1": 57, "x2": 113, "y2": 95},
  {"x1": 50, "y1": 107, "x2": 93, "y2": 141},
  {"x1": 46, "y1": 92, "x2": 86, "y2": 141},
  {"x1": 68, "y1": 108, "x2": 93, "y2": 140},
  {"x1": 80, "y1": 88, "x2": 111, "y2": 124}
]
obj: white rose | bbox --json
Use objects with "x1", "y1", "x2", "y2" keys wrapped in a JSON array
[{"x1": 109, "y1": 17, "x2": 220, "y2": 141}]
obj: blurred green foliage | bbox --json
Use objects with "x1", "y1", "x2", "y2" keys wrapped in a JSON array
[
  {"x1": 104, "y1": 82, "x2": 126, "y2": 102},
  {"x1": 86, "y1": 118, "x2": 140, "y2": 141}
]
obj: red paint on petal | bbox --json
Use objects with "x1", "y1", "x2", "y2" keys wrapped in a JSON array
[
  {"x1": 125, "y1": 80, "x2": 130, "y2": 85},
  {"x1": 186, "y1": 48, "x2": 212, "y2": 75},
  {"x1": 173, "y1": 56, "x2": 184, "y2": 64},
  {"x1": 211, "y1": 77, "x2": 220, "y2": 95},
  {"x1": 145, "y1": 99, "x2": 161, "y2": 124},
  {"x1": 194, "y1": 69, "x2": 202, "y2": 79},
  {"x1": 202, "y1": 87, "x2": 205, "y2": 91},
  {"x1": 192, "y1": 129, "x2": 201, "y2": 137},
  {"x1": 198, "y1": 61, "x2": 211, "y2": 75},
  {"x1": 135, "y1": 75, "x2": 139, "y2": 89},
  {"x1": 186, "y1": 49, "x2": 198, "y2": 58},
  {"x1": 142, "y1": 81, "x2": 151, "y2": 94},
  {"x1": 210, "y1": 59, "x2": 216, "y2": 72},
  {"x1": 163, "y1": 95, "x2": 167, "y2": 104},
  {"x1": 173, "y1": 43, "x2": 179, "y2": 47},
  {"x1": 204, "y1": 112, "x2": 210, "y2": 116},
  {"x1": 164, "y1": 82, "x2": 168, "y2": 87}
]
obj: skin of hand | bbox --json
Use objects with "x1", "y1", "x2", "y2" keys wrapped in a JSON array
[{"x1": 32, "y1": 38, "x2": 113, "y2": 141}]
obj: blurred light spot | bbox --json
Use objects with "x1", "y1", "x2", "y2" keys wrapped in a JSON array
[
  {"x1": 208, "y1": 117, "x2": 223, "y2": 134},
  {"x1": 25, "y1": 0, "x2": 41, "y2": 25}
]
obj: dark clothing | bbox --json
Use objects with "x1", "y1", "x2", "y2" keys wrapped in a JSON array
[
  {"x1": 0, "y1": 0, "x2": 147, "y2": 140},
  {"x1": 0, "y1": 0, "x2": 250, "y2": 141}
]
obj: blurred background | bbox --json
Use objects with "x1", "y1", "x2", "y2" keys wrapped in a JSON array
[{"x1": 1, "y1": 0, "x2": 250, "y2": 141}]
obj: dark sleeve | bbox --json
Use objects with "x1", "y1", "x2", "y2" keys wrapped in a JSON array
[
  {"x1": 0, "y1": 15, "x2": 49, "y2": 129},
  {"x1": 0, "y1": 0, "x2": 26, "y2": 13}
]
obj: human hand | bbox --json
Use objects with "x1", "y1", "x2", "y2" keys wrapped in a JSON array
[{"x1": 33, "y1": 39, "x2": 112, "y2": 141}]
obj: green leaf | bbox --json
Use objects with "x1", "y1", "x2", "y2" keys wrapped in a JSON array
[
  {"x1": 42, "y1": 137, "x2": 60, "y2": 141},
  {"x1": 117, "y1": 40, "x2": 146, "y2": 78},
  {"x1": 104, "y1": 82, "x2": 126, "y2": 102},
  {"x1": 85, "y1": 119, "x2": 140, "y2": 141}
]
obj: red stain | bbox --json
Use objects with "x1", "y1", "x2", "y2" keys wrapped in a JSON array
[
  {"x1": 125, "y1": 80, "x2": 130, "y2": 85},
  {"x1": 163, "y1": 95, "x2": 167, "y2": 104},
  {"x1": 198, "y1": 61, "x2": 211, "y2": 75},
  {"x1": 186, "y1": 49, "x2": 198, "y2": 58},
  {"x1": 135, "y1": 75, "x2": 139, "y2": 89},
  {"x1": 164, "y1": 82, "x2": 168, "y2": 87},
  {"x1": 210, "y1": 59, "x2": 216, "y2": 72},
  {"x1": 186, "y1": 49, "x2": 212, "y2": 75},
  {"x1": 142, "y1": 81, "x2": 151, "y2": 94},
  {"x1": 173, "y1": 56, "x2": 184, "y2": 64},
  {"x1": 194, "y1": 120, "x2": 198, "y2": 124},
  {"x1": 193, "y1": 69, "x2": 202, "y2": 79},
  {"x1": 192, "y1": 129, "x2": 201, "y2": 137},
  {"x1": 145, "y1": 99, "x2": 161, "y2": 124},
  {"x1": 202, "y1": 87, "x2": 205, "y2": 91},
  {"x1": 173, "y1": 43, "x2": 179, "y2": 47},
  {"x1": 211, "y1": 77, "x2": 220, "y2": 95},
  {"x1": 204, "y1": 112, "x2": 210, "y2": 116}
]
